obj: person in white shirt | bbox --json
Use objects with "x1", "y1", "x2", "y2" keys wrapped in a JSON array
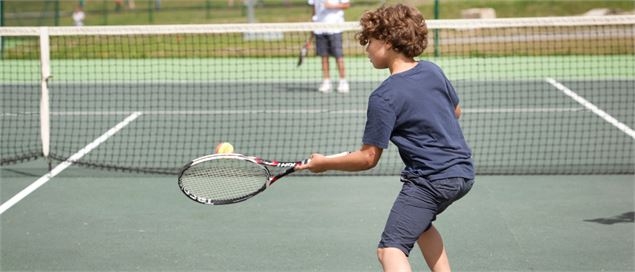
[
  {"x1": 72, "y1": 6, "x2": 85, "y2": 27},
  {"x1": 308, "y1": 0, "x2": 350, "y2": 93}
]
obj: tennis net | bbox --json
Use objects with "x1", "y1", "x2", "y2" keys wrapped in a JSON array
[{"x1": 1, "y1": 16, "x2": 634, "y2": 175}]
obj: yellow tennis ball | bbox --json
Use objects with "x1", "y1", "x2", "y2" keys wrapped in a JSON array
[{"x1": 215, "y1": 142, "x2": 234, "y2": 154}]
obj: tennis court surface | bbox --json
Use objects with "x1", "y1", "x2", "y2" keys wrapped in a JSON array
[{"x1": 1, "y1": 16, "x2": 634, "y2": 271}]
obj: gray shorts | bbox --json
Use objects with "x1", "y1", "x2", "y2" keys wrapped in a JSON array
[
  {"x1": 378, "y1": 176, "x2": 474, "y2": 256},
  {"x1": 315, "y1": 33, "x2": 344, "y2": 58}
]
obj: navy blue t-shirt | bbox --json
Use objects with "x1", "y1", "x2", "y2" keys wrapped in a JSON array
[{"x1": 363, "y1": 61, "x2": 474, "y2": 180}]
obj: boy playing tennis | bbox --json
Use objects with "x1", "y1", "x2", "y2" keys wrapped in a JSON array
[{"x1": 297, "y1": 4, "x2": 474, "y2": 272}]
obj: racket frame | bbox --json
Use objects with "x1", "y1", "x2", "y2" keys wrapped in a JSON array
[{"x1": 178, "y1": 153, "x2": 306, "y2": 205}]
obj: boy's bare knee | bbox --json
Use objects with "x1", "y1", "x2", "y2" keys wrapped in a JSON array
[
  {"x1": 377, "y1": 248, "x2": 385, "y2": 262},
  {"x1": 377, "y1": 247, "x2": 411, "y2": 272},
  {"x1": 377, "y1": 248, "x2": 397, "y2": 263},
  {"x1": 377, "y1": 247, "x2": 406, "y2": 262}
]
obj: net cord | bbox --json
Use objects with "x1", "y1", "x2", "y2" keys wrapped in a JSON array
[{"x1": 0, "y1": 15, "x2": 634, "y2": 36}]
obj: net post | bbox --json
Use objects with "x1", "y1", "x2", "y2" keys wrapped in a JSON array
[{"x1": 39, "y1": 27, "x2": 51, "y2": 162}]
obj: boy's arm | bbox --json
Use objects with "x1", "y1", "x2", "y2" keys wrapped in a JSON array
[
  {"x1": 310, "y1": 2, "x2": 315, "y2": 17},
  {"x1": 324, "y1": 1, "x2": 350, "y2": 9},
  {"x1": 455, "y1": 105, "x2": 462, "y2": 119},
  {"x1": 296, "y1": 144, "x2": 382, "y2": 173}
]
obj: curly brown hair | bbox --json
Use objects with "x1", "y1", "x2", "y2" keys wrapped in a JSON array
[{"x1": 356, "y1": 4, "x2": 428, "y2": 58}]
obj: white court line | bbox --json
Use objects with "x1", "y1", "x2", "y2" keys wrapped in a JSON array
[
  {"x1": 0, "y1": 112, "x2": 143, "y2": 215},
  {"x1": 463, "y1": 108, "x2": 582, "y2": 113},
  {"x1": 545, "y1": 78, "x2": 635, "y2": 140}
]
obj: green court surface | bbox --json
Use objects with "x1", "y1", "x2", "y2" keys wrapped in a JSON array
[{"x1": 1, "y1": 160, "x2": 634, "y2": 271}]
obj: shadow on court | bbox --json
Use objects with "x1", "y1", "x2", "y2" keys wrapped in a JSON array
[{"x1": 585, "y1": 211, "x2": 635, "y2": 225}]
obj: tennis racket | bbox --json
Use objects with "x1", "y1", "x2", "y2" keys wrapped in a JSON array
[
  {"x1": 296, "y1": 36, "x2": 312, "y2": 67},
  {"x1": 178, "y1": 152, "x2": 346, "y2": 205}
]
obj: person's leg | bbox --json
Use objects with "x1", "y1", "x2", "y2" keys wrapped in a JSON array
[
  {"x1": 335, "y1": 57, "x2": 345, "y2": 79},
  {"x1": 377, "y1": 178, "x2": 436, "y2": 272},
  {"x1": 417, "y1": 224, "x2": 451, "y2": 272},
  {"x1": 330, "y1": 33, "x2": 348, "y2": 93},
  {"x1": 416, "y1": 178, "x2": 474, "y2": 272},
  {"x1": 377, "y1": 247, "x2": 411, "y2": 272},
  {"x1": 315, "y1": 34, "x2": 331, "y2": 92},
  {"x1": 330, "y1": 33, "x2": 345, "y2": 79},
  {"x1": 317, "y1": 56, "x2": 331, "y2": 92},
  {"x1": 321, "y1": 56, "x2": 331, "y2": 80},
  {"x1": 335, "y1": 56, "x2": 348, "y2": 92}
]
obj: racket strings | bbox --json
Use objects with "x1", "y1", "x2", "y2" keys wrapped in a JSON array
[{"x1": 180, "y1": 159, "x2": 268, "y2": 202}]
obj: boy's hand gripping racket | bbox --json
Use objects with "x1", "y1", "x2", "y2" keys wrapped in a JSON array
[
  {"x1": 296, "y1": 36, "x2": 312, "y2": 67},
  {"x1": 178, "y1": 152, "x2": 346, "y2": 205}
]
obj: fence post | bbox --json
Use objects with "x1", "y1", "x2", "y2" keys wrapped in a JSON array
[
  {"x1": 148, "y1": 0, "x2": 154, "y2": 23},
  {"x1": 0, "y1": 0, "x2": 4, "y2": 59},
  {"x1": 433, "y1": 0, "x2": 439, "y2": 57},
  {"x1": 103, "y1": 0, "x2": 108, "y2": 25},
  {"x1": 54, "y1": 0, "x2": 60, "y2": 26},
  {"x1": 206, "y1": 0, "x2": 211, "y2": 19}
]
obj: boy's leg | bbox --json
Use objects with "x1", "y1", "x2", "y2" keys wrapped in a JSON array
[
  {"x1": 378, "y1": 177, "x2": 472, "y2": 272},
  {"x1": 318, "y1": 56, "x2": 332, "y2": 92},
  {"x1": 329, "y1": 33, "x2": 345, "y2": 79},
  {"x1": 321, "y1": 56, "x2": 330, "y2": 80},
  {"x1": 315, "y1": 34, "x2": 332, "y2": 92},
  {"x1": 377, "y1": 247, "x2": 411, "y2": 272},
  {"x1": 417, "y1": 224, "x2": 451, "y2": 272},
  {"x1": 335, "y1": 57, "x2": 348, "y2": 92},
  {"x1": 330, "y1": 33, "x2": 349, "y2": 93},
  {"x1": 377, "y1": 179, "x2": 435, "y2": 272},
  {"x1": 335, "y1": 57, "x2": 346, "y2": 79}
]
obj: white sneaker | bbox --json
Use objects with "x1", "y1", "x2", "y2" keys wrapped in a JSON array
[
  {"x1": 337, "y1": 80, "x2": 349, "y2": 93},
  {"x1": 318, "y1": 79, "x2": 332, "y2": 93}
]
